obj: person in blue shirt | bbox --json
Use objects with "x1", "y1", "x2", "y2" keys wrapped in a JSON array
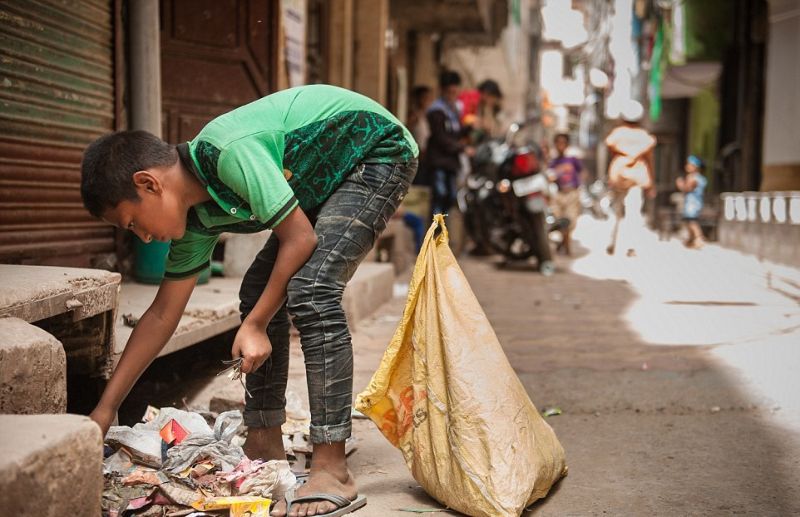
[{"x1": 676, "y1": 155, "x2": 708, "y2": 249}]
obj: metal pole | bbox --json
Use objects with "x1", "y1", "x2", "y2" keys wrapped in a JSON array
[{"x1": 129, "y1": 0, "x2": 162, "y2": 137}]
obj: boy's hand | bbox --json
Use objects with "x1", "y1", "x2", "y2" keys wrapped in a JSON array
[
  {"x1": 232, "y1": 322, "x2": 273, "y2": 374},
  {"x1": 89, "y1": 404, "x2": 116, "y2": 437}
]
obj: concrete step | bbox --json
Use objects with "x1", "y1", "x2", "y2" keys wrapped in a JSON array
[
  {"x1": 0, "y1": 414, "x2": 103, "y2": 516},
  {"x1": 0, "y1": 264, "x2": 121, "y2": 379},
  {"x1": 115, "y1": 277, "x2": 242, "y2": 359},
  {"x1": 116, "y1": 262, "x2": 396, "y2": 358},
  {"x1": 0, "y1": 318, "x2": 66, "y2": 414},
  {"x1": 343, "y1": 262, "x2": 395, "y2": 328}
]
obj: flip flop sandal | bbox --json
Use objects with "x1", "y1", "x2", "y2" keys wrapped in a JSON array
[{"x1": 282, "y1": 486, "x2": 367, "y2": 517}]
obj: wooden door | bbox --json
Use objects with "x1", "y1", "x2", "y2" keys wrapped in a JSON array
[{"x1": 160, "y1": 0, "x2": 278, "y2": 144}]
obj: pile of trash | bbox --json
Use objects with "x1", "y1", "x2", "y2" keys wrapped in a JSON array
[{"x1": 102, "y1": 407, "x2": 296, "y2": 517}]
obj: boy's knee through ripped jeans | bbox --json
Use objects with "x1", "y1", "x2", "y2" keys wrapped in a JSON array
[{"x1": 238, "y1": 160, "x2": 417, "y2": 444}]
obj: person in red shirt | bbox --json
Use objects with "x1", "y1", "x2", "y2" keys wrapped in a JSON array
[{"x1": 458, "y1": 79, "x2": 503, "y2": 142}]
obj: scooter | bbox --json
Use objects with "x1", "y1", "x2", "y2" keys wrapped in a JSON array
[
  {"x1": 579, "y1": 179, "x2": 611, "y2": 219},
  {"x1": 458, "y1": 124, "x2": 557, "y2": 275}
]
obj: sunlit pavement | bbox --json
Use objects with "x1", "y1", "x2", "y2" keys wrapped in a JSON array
[{"x1": 569, "y1": 215, "x2": 800, "y2": 429}]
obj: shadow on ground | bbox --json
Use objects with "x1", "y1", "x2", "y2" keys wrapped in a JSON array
[
  {"x1": 117, "y1": 329, "x2": 235, "y2": 425},
  {"x1": 464, "y1": 257, "x2": 800, "y2": 515}
]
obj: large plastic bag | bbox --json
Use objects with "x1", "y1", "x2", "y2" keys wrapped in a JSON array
[{"x1": 355, "y1": 215, "x2": 567, "y2": 517}]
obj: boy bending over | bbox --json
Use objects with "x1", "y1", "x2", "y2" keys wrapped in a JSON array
[{"x1": 81, "y1": 85, "x2": 418, "y2": 517}]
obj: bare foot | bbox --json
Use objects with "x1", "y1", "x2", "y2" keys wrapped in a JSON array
[
  {"x1": 243, "y1": 426, "x2": 286, "y2": 461},
  {"x1": 271, "y1": 442, "x2": 358, "y2": 517}
]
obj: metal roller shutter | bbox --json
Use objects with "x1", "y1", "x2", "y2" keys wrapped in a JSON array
[{"x1": 0, "y1": 0, "x2": 116, "y2": 267}]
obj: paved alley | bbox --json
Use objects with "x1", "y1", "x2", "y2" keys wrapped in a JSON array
[
  {"x1": 344, "y1": 216, "x2": 800, "y2": 515},
  {"x1": 179, "y1": 216, "x2": 800, "y2": 516}
]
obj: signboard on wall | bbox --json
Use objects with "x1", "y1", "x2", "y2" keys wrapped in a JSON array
[{"x1": 283, "y1": 0, "x2": 307, "y2": 87}]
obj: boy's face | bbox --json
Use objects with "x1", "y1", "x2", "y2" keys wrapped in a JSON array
[
  {"x1": 555, "y1": 136, "x2": 568, "y2": 154},
  {"x1": 685, "y1": 162, "x2": 698, "y2": 174},
  {"x1": 101, "y1": 170, "x2": 187, "y2": 243},
  {"x1": 481, "y1": 92, "x2": 500, "y2": 108},
  {"x1": 443, "y1": 84, "x2": 460, "y2": 104}
]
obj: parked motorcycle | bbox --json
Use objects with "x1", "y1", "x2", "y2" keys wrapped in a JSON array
[
  {"x1": 458, "y1": 124, "x2": 557, "y2": 275},
  {"x1": 579, "y1": 179, "x2": 612, "y2": 219}
]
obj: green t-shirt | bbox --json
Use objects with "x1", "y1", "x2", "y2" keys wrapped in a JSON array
[{"x1": 164, "y1": 85, "x2": 418, "y2": 279}]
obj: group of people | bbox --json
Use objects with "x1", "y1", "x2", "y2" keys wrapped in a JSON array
[
  {"x1": 406, "y1": 70, "x2": 503, "y2": 218},
  {"x1": 404, "y1": 71, "x2": 712, "y2": 261}
]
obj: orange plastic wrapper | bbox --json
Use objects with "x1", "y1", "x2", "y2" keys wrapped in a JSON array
[
  {"x1": 192, "y1": 495, "x2": 271, "y2": 513},
  {"x1": 230, "y1": 499, "x2": 271, "y2": 517},
  {"x1": 159, "y1": 418, "x2": 189, "y2": 445}
]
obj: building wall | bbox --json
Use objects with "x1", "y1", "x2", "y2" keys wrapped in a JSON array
[
  {"x1": 761, "y1": 0, "x2": 800, "y2": 190},
  {"x1": 442, "y1": 19, "x2": 530, "y2": 127},
  {"x1": 353, "y1": 0, "x2": 389, "y2": 105}
]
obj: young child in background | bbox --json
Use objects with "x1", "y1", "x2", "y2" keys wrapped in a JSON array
[
  {"x1": 547, "y1": 133, "x2": 584, "y2": 256},
  {"x1": 676, "y1": 155, "x2": 708, "y2": 249}
]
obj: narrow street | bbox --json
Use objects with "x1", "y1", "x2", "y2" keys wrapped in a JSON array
[
  {"x1": 159, "y1": 215, "x2": 800, "y2": 515},
  {"x1": 3, "y1": 1, "x2": 799, "y2": 515}
]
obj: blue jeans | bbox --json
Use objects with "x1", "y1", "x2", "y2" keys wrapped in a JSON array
[
  {"x1": 239, "y1": 161, "x2": 416, "y2": 444},
  {"x1": 431, "y1": 168, "x2": 457, "y2": 215}
]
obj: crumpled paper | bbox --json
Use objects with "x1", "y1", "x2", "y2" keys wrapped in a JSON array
[{"x1": 224, "y1": 459, "x2": 296, "y2": 501}]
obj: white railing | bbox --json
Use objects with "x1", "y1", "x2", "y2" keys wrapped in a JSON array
[
  {"x1": 722, "y1": 191, "x2": 800, "y2": 225},
  {"x1": 719, "y1": 191, "x2": 800, "y2": 268}
]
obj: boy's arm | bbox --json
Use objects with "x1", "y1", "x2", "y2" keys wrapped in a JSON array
[
  {"x1": 91, "y1": 275, "x2": 198, "y2": 434},
  {"x1": 233, "y1": 206, "x2": 317, "y2": 373}
]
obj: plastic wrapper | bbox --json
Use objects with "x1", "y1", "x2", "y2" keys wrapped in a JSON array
[
  {"x1": 103, "y1": 448, "x2": 134, "y2": 475},
  {"x1": 163, "y1": 411, "x2": 244, "y2": 473},
  {"x1": 160, "y1": 419, "x2": 190, "y2": 445},
  {"x1": 105, "y1": 427, "x2": 162, "y2": 468},
  {"x1": 237, "y1": 460, "x2": 296, "y2": 501},
  {"x1": 106, "y1": 407, "x2": 215, "y2": 468},
  {"x1": 356, "y1": 215, "x2": 568, "y2": 517},
  {"x1": 191, "y1": 495, "x2": 271, "y2": 512}
]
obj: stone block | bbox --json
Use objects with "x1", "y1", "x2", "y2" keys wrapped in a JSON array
[
  {"x1": 342, "y1": 262, "x2": 394, "y2": 326},
  {"x1": 223, "y1": 231, "x2": 271, "y2": 277},
  {"x1": 0, "y1": 414, "x2": 103, "y2": 517},
  {"x1": 0, "y1": 318, "x2": 66, "y2": 414}
]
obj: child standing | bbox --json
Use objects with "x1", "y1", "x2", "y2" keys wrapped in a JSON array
[
  {"x1": 80, "y1": 84, "x2": 417, "y2": 517},
  {"x1": 676, "y1": 155, "x2": 708, "y2": 249},
  {"x1": 547, "y1": 133, "x2": 584, "y2": 256}
]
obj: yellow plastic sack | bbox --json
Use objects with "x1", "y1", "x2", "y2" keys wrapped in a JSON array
[{"x1": 355, "y1": 215, "x2": 567, "y2": 517}]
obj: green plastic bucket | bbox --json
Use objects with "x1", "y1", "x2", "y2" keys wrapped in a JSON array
[{"x1": 133, "y1": 238, "x2": 210, "y2": 285}]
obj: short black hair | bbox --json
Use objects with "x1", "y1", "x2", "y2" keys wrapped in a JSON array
[
  {"x1": 477, "y1": 79, "x2": 502, "y2": 98},
  {"x1": 554, "y1": 133, "x2": 570, "y2": 144},
  {"x1": 80, "y1": 130, "x2": 177, "y2": 217},
  {"x1": 411, "y1": 85, "x2": 432, "y2": 107},
  {"x1": 439, "y1": 70, "x2": 462, "y2": 89}
]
